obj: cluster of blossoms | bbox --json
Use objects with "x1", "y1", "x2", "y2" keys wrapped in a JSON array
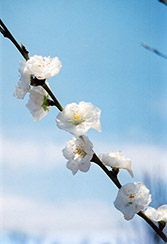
[
  {"x1": 57, "y1": 101, "x2": 101, "y2": 174},
  {"x1": 14, "y1": 54, "x2": 167, "y2": 232},
  {"x1": 14, "y1": 55, "x2": 62, "y2": 121}
]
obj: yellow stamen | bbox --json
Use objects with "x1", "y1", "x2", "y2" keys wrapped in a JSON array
[
  {"x1": 159, "y1": 209, "x2": 167, "y2": 213},
  {"x1": 73, "y1": 113, "x2": 81, "y2": 120},
  {"x1": 76, "y1": 147, "x2": 82, "y2": 155},
  {"x1": 75, "y1": 146, "x2": 87, "y2": 158},
  {"x1": 129, "y1": 194, "x2": 135, "y2": 199}
]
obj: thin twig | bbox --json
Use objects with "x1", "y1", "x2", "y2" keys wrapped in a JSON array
[
  {"x1": 141, "y1": 42, "x2": 167, "y2": 60},
  {"x1": 0, "y1": 19, "x2": 29, "y2": 60}
]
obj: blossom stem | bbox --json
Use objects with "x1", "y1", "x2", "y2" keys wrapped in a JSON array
[
  {"x1": 138, "y1": 211, "x2": 167, "y2": 243},
  {"x1": 0, "y1": 19, "x2": 29, "y2": 60},
  {"x1": 42, "y1": 83, "x2": 63, "y2": 111},
  {"x1": 91, "y1": 153, "x2": 122, "y2": 189}
]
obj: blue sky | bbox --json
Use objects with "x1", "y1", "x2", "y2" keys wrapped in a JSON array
[{"x1": 0, "y1": 0, "x2": 167, "y2": 243}]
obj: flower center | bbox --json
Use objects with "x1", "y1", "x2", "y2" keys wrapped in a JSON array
[
  {"x1": 73, "y1": 113, "x2": 81, "y2": 119},
  {"x1": 75, "y1": 146, "x2": 87, "y2": 158},
  {"x1": 71, "y1": 112, "x2": 85, "y2": 126},
  {"x1": 159, "y1": 209, "x2": 167, "y2": 214},
  {"x1": 129, "y1": 194, "x2": 135, "y2": 199}
]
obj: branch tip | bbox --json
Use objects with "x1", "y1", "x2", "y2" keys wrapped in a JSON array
[{"x1": 141, "y1": 42, "x2": 167, "y2": 60}]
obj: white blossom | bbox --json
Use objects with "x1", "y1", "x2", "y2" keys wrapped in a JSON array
[
  {"x1": 26, "y1": 55, "x2": 62, "y2": 80},
  {"x1": 62, "y1": 136, "x2": 94, "y2": 175},
  {"x1": 26, "y1": 85, "x2": 50, "y2": 122},
  {"x1": 56, "y1": 101, "x2": 101, "y2": 136},
  {"x1": 99, "y1": 151, "x2": 134, "y2": 177},
  {"x1": 114, "y1": 182, "x2": 151, "y2": 220},
  {"x1": 145, "y1": 205, "x2": 167, "y2": 222},
  {"x1": 14, "y1": 61, "x2": 31, "y2": 99}
]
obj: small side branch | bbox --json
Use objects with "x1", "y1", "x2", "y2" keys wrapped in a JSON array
[{"x1": 141, "y1": 42, "x2": 167, "y2": 60}]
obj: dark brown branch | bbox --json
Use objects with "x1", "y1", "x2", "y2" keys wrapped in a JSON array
[
  {"x1": 138, "y1": 211, "x2": 167, "y2": 242},
  {"x1": 91, "y1": 153, "x2": 122, "y2": 189},
  {"x1": 46, "y1": 99, "x2": 56, "y2": 106},
  {"x1": 0, "y1": 19, "x2": 29, "y2": 60},
  {"x1": 159, "y1": 0, "x2": 167, "y2": 5},
  {"x1": 42, "y1": 83, "x2": 63, "y2": 111}
]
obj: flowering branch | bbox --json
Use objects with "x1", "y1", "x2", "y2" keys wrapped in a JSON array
[
  {"x1": 1, "y1": 19, "x2": 167, "y2": 243},
  {"x1": 92, "y1": 153, "x2": 167, "y2": 242},
  {"x1": 0, "y1": 19, "x2": 63, "y2": 112}
]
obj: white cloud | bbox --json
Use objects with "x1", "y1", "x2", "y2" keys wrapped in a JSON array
[
  {"x1": 0, "y1": 194, "x2": 138, "y2": 242},
  {"x1": 121, "y1": 144, "x2": 167, "y2": 174},
  {"x1": 0, "y1": 137, "x2": 64, "y2": 170}
]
